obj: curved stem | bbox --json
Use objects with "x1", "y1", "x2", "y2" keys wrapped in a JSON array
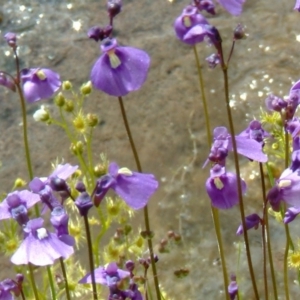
[
  {"x1": 59, "y1": 258, "x2": 71, "y2": 300},
  {"x1": 83, "y1": 214, "x2": 98, "y2": 299},
  {"x1": 193, "y1": 45, "x2": 229, "y2": 299},
  {"x1": 219, "y1": 45, "x2": 259, "y2": 298},
  {"x1": 118, "y1": 97, "x2": 161, "y2": 300}
]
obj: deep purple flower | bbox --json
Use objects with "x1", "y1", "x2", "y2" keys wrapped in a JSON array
[
  {"x1": 0, "y1": 278, "x2": 18, "y2": 300},
  {"x1": 217, "y1": 0, "x2": 245, "y2": 16},
  {"x1": 205, "y1": 164, "x2": 246, "y2": 209},
  {"x1": 228, "y1": 274, "x2": 238, "y2": 300},
  {"x1": 20, "y1": 68, "x2": 61, "y2": 103},
  {"x1": 236, "y1": 213, "x2": 262, "y2": 235},
  {"x1": 267, "y1": 168, "x2": 300, "y2": 211},
  {"x1": 79, "y1": 262, "x2": 130, "y2": 286},
  {"x1": 0, "y1": 191, "x2": 40, "y2": 224},
  {"x1": 173, "y1": 5, "x2": 209, "y2": 45},
  {"x1": 295, "y1": 0, "x2": 300, "y2": 11},
  {"x1": 265, "y1": 94, "x2": 287, "y2": 112},
  {"x1": 0, "y1": 73, "x2": 16, "y2": 92},
  {"x1": 75, "y1": 191, "x2": 93, "y2": 216},
  {"x1": 194, "y1": 0, "x2": 216, "y2": 15},
  {"x1": 91, "y1": 38, "x2": 150, "y2": 97},
  {"x1": 11, "y1": 218, "x2": 73, "y2": 266},
  {"x1": 237, "y1": 120, "x2": 270, "y2": 144},
  {"x1": 94, "y1": 162, "x2": 158, "y2": 209},
  {"x1": 284, "y1": 206, "x2": 300, "y2": 224}
]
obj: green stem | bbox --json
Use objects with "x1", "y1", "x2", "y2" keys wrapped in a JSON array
[
  {"x1": 46, "y1": 266, "x2": 56, "y2": 300},
  {"x1": 193, "y1": 45, "x2": 229, "y2": 299},
  {"x1": 219, "y1": 47, "x2": 259, "y2": 298},
  {"x1": 192, "y1": 45, "x2": 211, "y2": 145},
  {"x1": 118, "y1": 97, "x2": 161, "y2": 300},
  {"x1": 83, "y1": 214, "x2": 98, "y2": 299},
  {"x1": 28, "y1": 264, "x2": 39, "y2": 300},
  {"x1": 259, "y1": 163, "x2": 268, "y2": 300},
  {"x1": 59, "y1": 258, "x2": 71, "y2": 300}
]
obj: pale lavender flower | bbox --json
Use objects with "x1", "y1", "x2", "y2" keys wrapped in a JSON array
[
  {"x1": 20, "y1": 68, "x2": 61, "y2": 103},
  {"x1": 0, "y1": 191, "x2": 40, "y2": 224},
  {"x1": 11, "y1": 218, "x2": 73, "y2": 266},
  {"x1": 284, "y1": 206, "x2": 300, "y2": 223},
  {"x1": 0, "y1": 278, "x2": 17, "y2": 300},
  {"x1": 94, "y1": 162, "x2": 159, "y2": 209},
  {"x1": 79, "y1": 262, "x2": 130, "y2": 286},
  {"x1": 205, "y1": 164, "x2": 246, "y2": 209},
  {"x1": 236, "y1": 213, "x2": 262, "y2": 235},
  {"x1": 267, "y1": 168, "x2": 300, "y2": 211},
  {"x1": 90, "y1": 38, "x2": 150, "y2": 96},
  {"x1": 217, "y1": 0, "x2": 246, "y2": 16},
  {"x1": 295, "y1": 0, "x2": 300, "y2": 11}
]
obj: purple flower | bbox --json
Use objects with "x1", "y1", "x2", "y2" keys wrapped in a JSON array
[
  {"x1": 194, "y1": 0, "x2": 216, "y2": 15},
  {"x1": 0, "y1": 73, "x2": 16, "y2": 92},
  {"x1": 237, "y1": 120, "x2": 270, "y2": 144},
  {"x1": 0, "y1": 191, "x2": 40, "y2": 224},
  {"x1": 207, "y1": 126, "x2": 268, "y2": 165},
  {"x1": 11, "y1": 217, "x2": 73, "y2": 266},
  {"x1": 94, "y1": 162, "x2": 159, "y2": 209},
  {"x1": 267, "y1": 168, "x2": 300, "y2": 211},
  {"x1": 265, "y1": 94, "x2": 287, "y2": 112},
  {"x1": 0, "y1": 278, "x2": 18, "y2": 300},
  {"x1": 236, "y1": 213, "x2": 262, "y2": 235},
  {"x1": 284, "y1": 206, "x2": 300, "y2": 224},
  {"x1": 173, "y1": 5, "x2": 209, "y2": 45},
  {"x1": 50, "y1": 206, "x2": 75, "y2": 246},
  {"x1": 205, "y1": 164, "x2": 246, "y2": 209},
  {"x1": 217, "y1": 0, "x2": 245, "y2": 16},
  {"x1": 295, "y1": 0, "x2": 300, "y2": 11},
  {"x1": 228, "y1": 274, "x2": 238, "y2": 300},
  {"x1": 90, "y1": 38, "x2": 150, "y2": 97},
  {"x1": 205, "y1": 53, "x2": 220, "y2": 69},
  {"x1": 20, "y1": 68, "x2": 61, "y2": 103},
  {"x1": 79, "y1": 262, "x2": 130, "y2": 286}
]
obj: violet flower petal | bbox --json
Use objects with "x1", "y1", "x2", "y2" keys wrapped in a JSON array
[
  {"x1": 91, "y1": 46, "x2": 150, "y2": 97},
  {"x1": 217, "y1": 0, "x2": 245, "y2": 16}
]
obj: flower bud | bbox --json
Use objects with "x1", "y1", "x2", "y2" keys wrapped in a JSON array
[
  {"x1": 234, "y1": 24, "x2": 246, "y2": 40},
  {"x1": 64, "y1": 99, "x2": 74, "y2": 112},
  {"x1": 33, "y1": 105, "x2": 50, "y2": 122},
  {"x1": 107, "y1": 0, "x2": 122, "y2": 18},
  {"x1": 93, "y1": 164, "x2": 107, "y2": 177},
  {"x1": 80, "y1": 81, "x2": 92, "y2": 95},
  {"x1": 4, "y1": 32, "x2": 17, "y2": 48},
  {"x1": 62, "y1": 80, "x2": 72, "y2": 90},
  {"x1": 0, "y1": 72, "x2": 16, "y2": 92},
  {"x1": 55, "y1": 92, "x2": 65, "y2": 107},
  {"x1": 87, "y1": 113, "x2": 99, "y2": 127}
]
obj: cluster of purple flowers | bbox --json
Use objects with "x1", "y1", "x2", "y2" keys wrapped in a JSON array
[{"x1": 79, "y1": 261, "x2": 143, "y2": 300}]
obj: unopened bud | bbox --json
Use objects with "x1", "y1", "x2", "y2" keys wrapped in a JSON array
[
  {"x1": 87, "y1": 113, "x2": 98, "y2": 127},
  {"x1": 55, "y1": 92, "x2": 65, "y2": 107},
  {"x1": 234, "y1": 24, "x2": 246, "y2": 40},
  {"x1": 62, "y1": 80, "x2": 72, "y2": 90},
  {"x1": 33, "y1": 105, "x2": 50, "y2": 122},
  {"x1": 81, "y1": 81, "x2": 92, "y2": 95},
  {"x1": 64, "y1": 99, "x2": 74, "y2": 112},
  {"x1": 4, "y1": 32, "x2": 17, "y2": 48}
]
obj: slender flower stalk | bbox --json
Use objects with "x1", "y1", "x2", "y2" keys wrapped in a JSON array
[
  {"x1": 83, "y1": 214, "x2": 98, "y2": 300},
  {"x1": 28, "y1": 264, "x2": 39, "y2": 300},
  {"x1": 193, "y1": 45, "x2": 229, "y2": 299},
  {"x1": 46, "y1": 266, "x2": 56, "y2": 300},
  {"x1": 118, "y1": 96, "x2": 161, "y2": 300},
  {"x1": 59, "y1": 257, "x2": 71, "y2": 300},
  {"x1": 218, "y1": 43, "x2": 259, "y2": 298},
  {"x1": 262, "y1": 163, "x2": 278, "y2": 299}
]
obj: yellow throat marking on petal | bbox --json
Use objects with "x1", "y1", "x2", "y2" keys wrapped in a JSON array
[
  {"x1": 108, "y1": 50, "x2": 121, "y2": 68},
  {"x1": 183, "y1": 16, "x2": 192, "y2": 28},
  {"x1": 118, "y1": 167, "x2": 133, "y2": 176},
  {"x1": 37, "y1": 227, "x2": 48, "y2": 240},
  {"x1": 278, "y1": 179, "x2": 292, "y2": 188},
  {"x1": 36, "y1": 70, "x2": 47, "y2": 80},
  {"x1": 214, "y1": 177, "x2": 224, "y2": 190}
]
